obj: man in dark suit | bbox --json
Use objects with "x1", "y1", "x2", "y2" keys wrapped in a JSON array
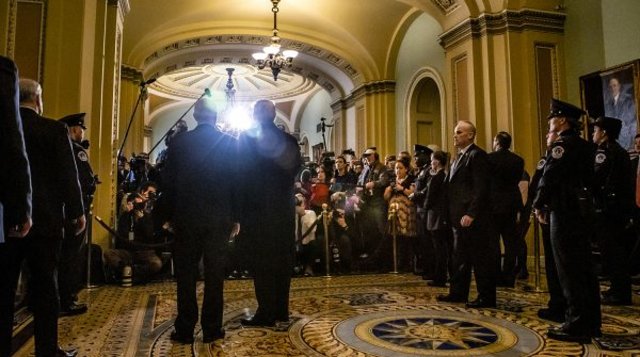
[
  {"x1": 0, "y1": 56, "x2": 33, "y2": 357},
  {"x1": 240, "y1": 100, "x2": 302, "y2": 327},
  {"x1": 0, "y1": 56, "x2": 32, "y2": 244},
  {"x1": 533, "y1": 98, "x2": 600, "y2": 344},
  {"x1": 0, "y1": 78, "x2": 85, "y2": 357},
  {"x1": 488, "y1": 131, "x2": 525, "y2": 287},
  {"x1": 162, "y1": 98, "x2": 239, "y2": 344},
  {"x1": 437, "y1": 120, "x2": 496, "y2": 308}
]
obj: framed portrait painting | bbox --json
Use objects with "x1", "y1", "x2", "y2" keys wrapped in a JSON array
[{"x1": 580, "y1": 60, "x2": 640, "y2": 151}]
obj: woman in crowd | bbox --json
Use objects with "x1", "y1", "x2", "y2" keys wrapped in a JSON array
[{"x1": 384, "y1": 156, "x2": 417, "y2": 272}]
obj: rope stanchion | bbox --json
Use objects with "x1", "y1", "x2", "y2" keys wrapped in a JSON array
[
  {"x1": 523, "y1": 213, "x2": 547, "y2": 293},
  {"x1": 389, "y1": 203, "x2": 399, "y2": 274},
  {"x1": 85, "y1": 203, "x2": 99, "y2": 289},
  {"x1": 322, "y1": 203, "x2": 332, "y2": 278}
]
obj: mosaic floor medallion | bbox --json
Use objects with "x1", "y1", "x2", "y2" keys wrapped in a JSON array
[{"x1": 290, "y1": 304, "x2": 544, "y2": 357}]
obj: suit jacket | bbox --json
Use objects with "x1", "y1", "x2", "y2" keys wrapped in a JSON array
[
  {"x1": 447, "y1": 143, "x2": 491, "y2": 227},
  {"x1": 20, "y1": 107, "x2": 83, "y2": 237},
  {"x1": 162, "y1": 123, "x2": 239, "y2": 230},
  {"x1": 425, "y1": 169, "x2": 447, "y2": 231},
  {"x1": 238, "y1": 122, "x2": 302, "y2": 256},
  {"x1": 0, "y1": 56, "x2": 32, "y2": 242},
  {"x1": 487, "y1": 149, "x2": 525, "y2": 214}
]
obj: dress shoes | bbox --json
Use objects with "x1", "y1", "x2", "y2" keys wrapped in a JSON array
[
  {"x1": 436, "y1": 294, "x2": 466, "y2": 303},
  {"x1": 241, "y1": 316, "x2": 275, "y2": 327},
  {"x1": 202, "y1": 329, "x2": 225, "y2": 343},
  {"x1": 59, "y1": 302, "x2": 88, "y2": 317},
  {"x1": 56, "y1": 346, "x2": 78, "y2": 357},
  {"x1": 170, "y1": 330, "x2": 194, "y2": 344},
  {"x1": 537, "y1": 308, "x2": 564, "y2": 323},
  {"x1": 465, "y1": 298, "x2": 496, "y2": 308},
  {"x1": 546, "y1": 326, "x2": 593, "y2": 344},
  {"x1": 601, "y1": 294, "x2": 632, "y2": 306}
]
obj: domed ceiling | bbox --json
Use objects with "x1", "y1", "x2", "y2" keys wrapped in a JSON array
[{"x1": 151, "y1": 62, "x2": 317, "y2": 101}]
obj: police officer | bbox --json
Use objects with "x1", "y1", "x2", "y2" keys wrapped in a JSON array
[
  {"x1": 533, "y1": 99, "x2": 601, "y2": 343},
  {"x1": 410, "y1": 144, "x2": 434, "y2": 278},
  {"x1": 533, "y1": 130, "x2": 566, "y2": 323},
  {"x1": 591, "y1": 116, "x2": 633, "y2": 305},
  {"x1": 58, "y1": 113, "x2": 96, "y2": 316}
]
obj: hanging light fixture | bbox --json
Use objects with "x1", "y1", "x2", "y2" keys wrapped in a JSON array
[
  {"x1": 252, "y1": 0, "x2": 298, "y2": 81},
  {"x1": 217, "y1": 68, "x2": 253, "y2": 136}
]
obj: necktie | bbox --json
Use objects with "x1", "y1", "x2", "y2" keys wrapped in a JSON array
[
  {"x1": 635, "y1": 161, "x2": 640, "y2": 208},
  {"x1": 450, "y1": 151, "x2": 463, "y2": 179}
]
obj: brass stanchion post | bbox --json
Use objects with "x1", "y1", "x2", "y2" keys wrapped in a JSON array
[
  {"x1": 523, "y1": 213, "x2": 546, "y2": 293},
  {"x1": 86, "y1": 202, "x2": 99, "y2": 289},
  {"x1": 389, "y1": 203, "x2": 399, "y2": 274},
  {"x1": 322, "y1": 203, "x2": 331, "y2": 277}
]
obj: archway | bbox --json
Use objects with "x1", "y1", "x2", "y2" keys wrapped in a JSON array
[{"x1": 408, "y1": 75, "x2": 443, "y2": 149}]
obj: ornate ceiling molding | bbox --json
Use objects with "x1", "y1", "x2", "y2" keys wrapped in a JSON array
[
  {"x1": 141, "y1": 34, "x2": 360, "y2": 90},
  {"x1": 121, "y1": 65, "x2": 143, "y2": 82},
  {"x1": 431, "y1": 0, "x2": 459, "y2": 14},
  {"x1": 332, "y1": 80, "x2": 396, "y2": 110},
  {"x1": 439, "y1": 9, "x2": 566, "y2": 49}
]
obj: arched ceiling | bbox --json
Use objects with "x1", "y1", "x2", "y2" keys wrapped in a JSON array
[{"x1": 122, "y1": 0, "x2": 463, "y2": 103}]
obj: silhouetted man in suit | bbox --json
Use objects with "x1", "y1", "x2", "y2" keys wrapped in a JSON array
[
  {"x1": 163, "y1": 98, "x2": 239, "y2": 344},
  {"x1": 1, "y1": 78, "x2": 85, "y2": 357},
  {"x1": 0, "y1": 56, "x2": 31, "y2": 244},
  {"x1": 488, "y1": 131, "x2": 525, "y2": 287},
  {"x1": 240, "y1": 100, "x2": 302, "y2": 327},
  {"x1": 437, "y1": 120, "x2": 496, "y2": 308},
  {"x1": 0, "y1": 56, "x2": 32, "y2": 357}
]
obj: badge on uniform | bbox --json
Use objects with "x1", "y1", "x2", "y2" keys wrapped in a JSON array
[
  {"x1": 536, "y1": 158, "x2": 546, "y2": 170},
  {"x1": 595, "y1": 153, "x2": 606, "y2": 164},
  {"x1": 551, "y1": 146, "x2": 564, "y2": 159},
  {"x1": 77, "y1": 151, "x2": 88, "y2": 162}
]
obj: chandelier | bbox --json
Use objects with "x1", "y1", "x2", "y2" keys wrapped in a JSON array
[
  {"x1": 216, "y1": 68, "x2": 253, "y2": 137},
  {"x1": 252, "y1": 0, "x2": 298, "y2": 81}
]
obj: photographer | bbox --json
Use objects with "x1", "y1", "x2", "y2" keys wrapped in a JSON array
[
  {"x1": 309, "y1": 166, "x2": 331, "y2": 214},
  {"x1": 103, "y1": 189, "x2": 163, "y2": 285},
  {"x1": 328, "y1": 192, "x2": 354, "y2": 274}
]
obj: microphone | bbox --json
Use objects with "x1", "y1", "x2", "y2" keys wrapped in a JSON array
[
  {"x1": 204, "y1": 88, "x2": 211, "y2": 97},
  {"x1": 140, "y1": 78, "x2": 157, "y2": 86}
]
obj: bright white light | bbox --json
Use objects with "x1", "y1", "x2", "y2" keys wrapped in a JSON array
[
  {"x1": 229, "y1": 106, "x2": 254, "y2": 130},
  {"x1": 282, "y1": 50, "x2": 298, "y2": 59},
  {"x1": 263, "y1": 44, "x2": 280, "y2": 55},
  {"x1": 252, "y1": 52, "x2": 267, "y2": 60}
]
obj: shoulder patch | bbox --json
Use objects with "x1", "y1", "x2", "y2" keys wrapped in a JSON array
[
  {"x1": 595, "y1": 152, "x2": 606, "y2": 164},
  {"x1": 536, "y1": 158, "x2": 546, "y2": 170},
  {"x1": 551, "y1": 146, "x2": 564, "y2": 159},
  {"x1": 77, "y1": 151, "x2": 88, "y2": 162}
]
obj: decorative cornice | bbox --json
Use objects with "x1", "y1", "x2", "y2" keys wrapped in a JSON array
[
  {"x1": 142, "y1": 34, "x2": 361, "y2": 85},
  {"x1": 121, "y1": 65, "x2": 143, "y2": 82},
  {"x1": 431, "y1": 0, "x2": 459, "y2": 15},
  {"x1": 439, "y1": 9, "x2": 566, "y2": 49},
  {"x1": 332, "y1": 80, "x2": 396, "y2": 110}
]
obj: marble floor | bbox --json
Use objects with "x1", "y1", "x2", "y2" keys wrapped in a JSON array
[{"x1": 11, "y1": 274, "x2": 640, "y2": 356}]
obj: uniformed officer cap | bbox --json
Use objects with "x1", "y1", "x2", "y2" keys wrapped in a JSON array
[
  {"x1": 60, "y1": 113, "x2": 87, "y2": 129},
  {"x1": 413, "y1": 144, "x2": 433, "y2": 156},
  {"x1": 593, "y1": 116, "x2": 623, "y2": 140},
  {"x1": 547, "y1": 98, "x2": 585, "y2": 120}
]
